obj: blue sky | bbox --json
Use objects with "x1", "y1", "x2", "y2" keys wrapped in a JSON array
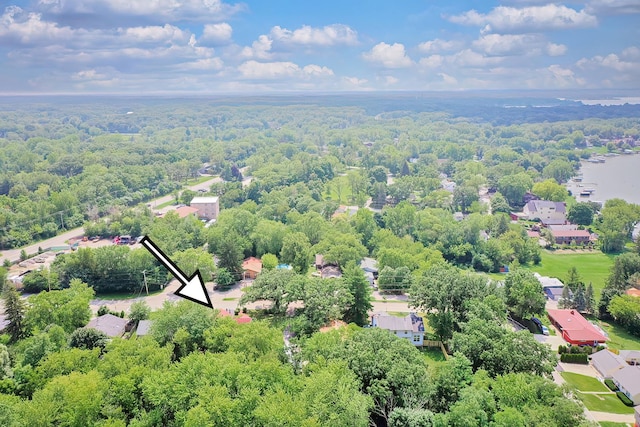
[{"x1": 0, "y1": 0, "x2": 639, "y2": 94}]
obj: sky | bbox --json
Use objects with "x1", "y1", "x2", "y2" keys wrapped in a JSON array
[{"x1": 0, "y1": 0, "x2": 639, "y2": 94}]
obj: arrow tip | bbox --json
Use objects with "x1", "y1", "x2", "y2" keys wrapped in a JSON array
[{"x1": 174, "y1": 271, "x2": 213, "y2": 309}]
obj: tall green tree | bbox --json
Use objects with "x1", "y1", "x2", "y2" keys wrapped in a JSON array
[
  {"x1": 280, "y1": 232, "x2": 311, "y2": 274},
  {"x1": 504, "y1": 269, "x2": 545, "y2": 319},
  {"x1": 342, "y1": 262, "x2": 373, "y2": 327},
  {"x1": 566, "y1": 203, "x2": 594, "y2": 226},
  {"x1": 2, "y1": 283, "x2": 27, "y2": 342}
]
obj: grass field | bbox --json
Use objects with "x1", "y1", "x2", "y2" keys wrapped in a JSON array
[
  {"x1": 598, "y1": 422, "x2": 631, "y2": 427},
  {"x1": 560, "y1": 372, "x2": 608, "y2": 392},
  {"x1": 526, "y1": 250, "x2": 616, "y2": 297},
  {"x1": 586, "y1": 317, "x2": 640, "y2": 350},
  {"x1": 576, "y1": 392, "x2": 635, "y2": 415},
  {"x1": 421, "y1": 347, "x2": 447, "y2": 365}
]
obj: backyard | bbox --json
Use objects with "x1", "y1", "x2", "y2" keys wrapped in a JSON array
[
  {"x1": 561, "y1": 372, "x2": 635, "y2": 415},
  {"x1": 527, "y1": 250, "x2": 616, "y2": 297}
]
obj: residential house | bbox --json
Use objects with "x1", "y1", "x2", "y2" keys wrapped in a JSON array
[
  {"x1": 535, "y1": 273, "x2": 567, "y2": 301},
  {"x1": 551, "y1": 229, "x2": 593, "y2": 246},
  {"x1": 590, "y1": 349, "x2": 627, "y2": 379},
  {"x1": 136, "y1": 320, "x2": 152, "y2": 337},
  {"x1": 85, "y1": 314, "x2": 129, "y2": 338},
  {"x1": 315, "y1": 254, "x2": 325, "y2": 270},
  {"x1": 236, "y1": 314, "x2": 252, "y2": 324},
  {"x1": 619, "y1": 350, "x2": 640, "y2": 366},
  {"x1": 547, "y1": 309, "x2": 608, "y2": 346},
  {"x1": 175, "y1": 205, "x2": 200, "y2": 219},
  {"x1": 189, "y1": 196, "x2": 220, "y2": 220},
  {"x1": 548, "y1": 224, "x2": 579, "y2": 231},
  {"x1": 360, "y1": 257, "x2": 378, "y2": 286},
  {"x1": 523, "y1": 200, "x2": 566, "y2": 224},
  {"x1": 242, "y1": 257, "x2": 262, "y2": 280},
  {"x1": 625, "y1": 288, "x2": 640, "y2": 298},
  {"x1": 610, "y1": 366, "x2": 640, "y2": 405},
  {"x1": 321, "y1": 265, "x2": 342, "y2": 279},
  {"x1": 441, "y1": 179, "x2": 456, "y2": 193},
  {"x1": 635, "y1": 406, "x2": 639, "y2": 427},
  {"x1": 371, "y1": 313, "x2": 425, "y2": 346}
]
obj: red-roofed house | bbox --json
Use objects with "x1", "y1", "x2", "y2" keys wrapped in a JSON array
[
  {"x1": 551, "y1": 229, "x2": 593, "y2": 246},
  {"x1": 175, "y1": 206, "x2": 200, "y2": 218},
  {"x1": 242, "y1": 257, "x2": 262, "y2": 280},
  {"x1": 547, "y1": 308, "x2": 608, "y2": 346},
  {"x1": 236, "y1": 314, "x2": 252, "y2": 324}
]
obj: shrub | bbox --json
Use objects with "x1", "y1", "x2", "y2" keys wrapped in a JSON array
[
  {"x1": 560, "y1": 353, "x2": 588, "y2": 364},
  {"x1": 604, "y1": 379, "x2": 618, "y2": 391},
  {"x1": 616, "y1": 391, "x2": 634, "y2": 407}
]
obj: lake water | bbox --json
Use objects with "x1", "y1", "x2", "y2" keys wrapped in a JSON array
[{"x1": 566, "y1": 154, "x2": 640, "y2": 205}]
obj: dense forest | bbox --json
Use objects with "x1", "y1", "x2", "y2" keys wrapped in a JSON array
[{"x1": 2, "y1": 94, "x2": 640, "y2": 425}]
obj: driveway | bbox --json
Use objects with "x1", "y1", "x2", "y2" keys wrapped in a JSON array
[{"x1": 534, "y1": 332, "x2": 566, "y2": 351}]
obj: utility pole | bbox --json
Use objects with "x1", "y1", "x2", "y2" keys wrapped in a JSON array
[
  {"x1": 142, "y1": 270, "x2": 149, "y2": 295},
  {"x1": 59, "y1": 211, "x2": 64, "y2": 230}
]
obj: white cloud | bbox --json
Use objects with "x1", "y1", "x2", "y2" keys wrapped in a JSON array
[
  {"x1": 438, "y1": 73, "x2": 458, "y2": 85},
  {"x1": 120, "y1": 24, "x2": 189, "y2": 44},
  {"x1": 270, "y1": 24, "x2": 357, "y2": 46},
  {"x1": 622, "y1": 46, "x2": 640, "y2": 60},
  {"x1": 362, "y1": 42, "x2": 413, "y2": 68},
  {"x1": 237, "y1": 60, "x2": 333, "y2": 79},
  {"x1": 177, "y1": 57, "x2": 224, "y2": 71},
  {"x1": 385, "y1": 76, "x2": 399, "y2": 85},
  {"x1": 586, "y1": 0, "x2": 640, "y2": 15},
  {"x1": 451, "y1": 49, "x2": 503, "y2": 67},
  {"x1": 546, "y1": 42, "x2": 567, "y2": 56},
  {"x1": 578, "y1": 53, "x2": 636, "y2": 72},
  {"x1": 449, "y1": 5, "x2": 597, "y2": 33},
  {"x1": 418, "y1": 54, "x2": 444, "y2": 68},
  {"x1": 0, "y1": 6, "x2": 74, "y2": 45},
  {"x1": 472, "y1": 34, "x2": 541, "y2": 56},
  {"x1": 37, "y1": 0, "x2": 245, "y2": 23},
  {"x1": 201, "y1": 23, "x2": 232, "y2": 45},
  {"x1": 417, "y1": 38, "x2": 460, "y2": 53},
  {"x1": 240, "y1": 35, "x2": 273, "y2": 60}
]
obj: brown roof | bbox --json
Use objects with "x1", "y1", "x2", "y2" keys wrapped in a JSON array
[
  {"x1": 551, "y1": 229, "x2": 592, "y2": 238},
  {"x1": 242, "y1": 257, "x2": 262, "y2": 273},
  {"x1": 625, "y1": 288, "x2": 640, "y2": 297},
  {"x1": 175, "y1": 206, "x2": 199, "y2": 218}
]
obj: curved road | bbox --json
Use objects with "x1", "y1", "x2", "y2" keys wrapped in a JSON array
[{"x1": 1, "y1": 176, "x2": 223, "y2": 265}]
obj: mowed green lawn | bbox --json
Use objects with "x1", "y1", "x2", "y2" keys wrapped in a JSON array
[
  {"x1": 576, "y1": 392, "x2": 635, "y2": 415},
  {"x1": 586, "y1": 316, "x2": 640, "y2": 351},
  {"x1": 526, "y1": 250, "x2": 616, "y2": 297},
  {"x1": 560, "y1": 372, "x2": 608, "y2": 392}
]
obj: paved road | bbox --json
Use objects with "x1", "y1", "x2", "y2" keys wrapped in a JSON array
[
  {"x1": 588, "y1": 411, "x2": 635, "y2": 423},
  {"x1": 1, "y1": 176, "x2": 224, "y2": 265}
]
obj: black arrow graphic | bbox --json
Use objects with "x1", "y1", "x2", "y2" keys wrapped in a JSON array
[{"x1": 140, "y1": 236, "x2": 213, "y2": 309}]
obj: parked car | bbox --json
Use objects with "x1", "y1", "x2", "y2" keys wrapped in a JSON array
[{"x1": 541, "y1": 325, "x2": 549, "y2": 336}]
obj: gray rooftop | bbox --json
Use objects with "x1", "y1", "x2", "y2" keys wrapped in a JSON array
[
  {"x1": 591, "y1": 349, "x2": 627, "y2": 374},
  {"x1": 136, "y1": 320, "x2": 153, "y2": 336},
  {"x1": 376, "y1": 314, "x2": 413, "y2": 331},
  {"x1": 86, "y1": 314, "x2": 128, "y2": 337},
  {"x1": 619, "y1": 350, "x2": 640, "y2": 364},
  {"x1": 611, "y1": 366, "x2": 640, "y2": 397}
]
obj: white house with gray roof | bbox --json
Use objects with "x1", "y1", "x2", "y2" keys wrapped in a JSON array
[
  {"x1": 371, "y1": 313, "x2": 425, "y2": 346},
  {"x1": 590, "y1": 349, "x2": 627, "y2": 379},
  {"x1": 610, "y1": 365, "x2": 640, "y2": 405}
]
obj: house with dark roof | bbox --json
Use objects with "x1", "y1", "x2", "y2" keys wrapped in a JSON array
[
  {"x1": 611, "y1": 366, "x2": 640, "y2": 405},
  {"x1": 371, "y1": 312, "x2": 425, "y2": 346},
  {"x1": 590, "y1": 349, "x2": 627, "y2": 379},
  {"x1": 547, "y1": 309, "x2": 608, "y2": 346},
  {"x1": 85, "y1": 314, "x2": 128, "y2": 338}
]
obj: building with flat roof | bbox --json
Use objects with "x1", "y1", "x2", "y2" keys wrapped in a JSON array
[
  {"x1": 189, "y1": 196, "x2": 219, "y2": 220},
  {"x1": 547, "y1": 308, "x2": 608, "y2": 346}
]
